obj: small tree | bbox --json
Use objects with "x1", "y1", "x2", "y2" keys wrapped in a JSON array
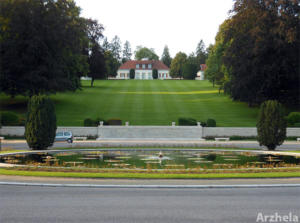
[
  {"x1": 129, "y1": 69, "x2": 135, "y2": 79},
  {"x1": 206, "y1": 118, "x2": 216, "y2": 127},
  {"x1": 25, "y1": 95, "x2": 57, "y2": 150},
  {"x1": 152, "y1": 69, "x2": 158, "y2": 79},
  {"x1": 257, "y1": 100, "x2": 286, "y2": 150}
]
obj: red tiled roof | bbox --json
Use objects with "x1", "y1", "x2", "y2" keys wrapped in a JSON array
[
  {"x1": 200, "y1": 64, "x2": 207, "y2": 71},
  {"x1": 119, "y1": 60, "x2": 169, "y2": 70}
]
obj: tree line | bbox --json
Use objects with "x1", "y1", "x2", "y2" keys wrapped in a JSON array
[{"x1": 205, "y1": 0, "x2": 300, "y2": 107}]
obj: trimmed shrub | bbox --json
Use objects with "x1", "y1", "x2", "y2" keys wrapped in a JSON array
[
  {"x1": 287, "y1": 112, "x2": 300, "y2": 127},
  {"x1": 107, "y1": 118, "x2": 122, "y2": 125},
  {"x1": 206, "y1": 119, "x2": 216, "y2": 127},
  {"x1": 0, "y1": 112, "x2": 19, "y2": 126},
  {"x1": 84, "y1": 118, "x2": 95, "y2": 127},
  {"x1": 95, "y1": 117, "x2": 107, "y2": 125},
  {"x1": 200, "y1": 121, "x2": 207, "y2": 127},
  {"x1": 25, "y1": 95, "x2": 57, "y2": 150},
  {"x1": 257, "y1": 100, "x2": 286, "y2": 151},
  {"x1": 84, "y1": 118, "x2": 105, "y2": 126},
  {"x1": 152, "y1": 69, "x2": 158, "y2": 79},
  {"x1": 129, "y1": 69, "x2": 135, "y2": 79},
  {"x1": 178, "y1": 117, "x2": 197, "y2": 126}
]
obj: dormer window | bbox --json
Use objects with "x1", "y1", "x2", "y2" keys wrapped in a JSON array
[
  {"x1": 148, "y1": 64, "x2": 152, "y2": 69},
  {"x1": 142, "y1": 64, "x2": 146, "y2": 69},
  {"x1": 136, "y1": 64, "x2": 140, "y2": 69}
]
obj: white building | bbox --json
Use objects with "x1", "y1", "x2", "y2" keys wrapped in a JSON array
[
  {"x1": 116, "y1": 59, "x2": 170, "y2": 80},
  {"x1": 195, "y1": 64, "x2": 207, "y2": 80}
]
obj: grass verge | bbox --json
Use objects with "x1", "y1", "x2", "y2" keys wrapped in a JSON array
[{"x1": 1, "y1": 168, "x2": 300, "y2": 179}]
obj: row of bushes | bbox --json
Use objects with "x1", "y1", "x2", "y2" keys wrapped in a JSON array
[
  {"x1": 0, "y1": 112, "x2": 25, "y2": 126},
  {"x1": 83, "y1": 118, "x2": 122, "y2": 126},
  {"x1": 178, "y1": 117, "x2": 216, "y2": 127}
]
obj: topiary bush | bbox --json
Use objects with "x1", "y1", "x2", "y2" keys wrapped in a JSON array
[
  {"x1": 107, "y1": 118, "x2": 122, "y2": 125},
  {"x1": 84, "y1": 118, "x2": 106, "y2": 126},
  {"x1": 178, "y1": 117, "x2": 197, "y2": 126},
  {"x1": 83, "y1": 118, "x2": 95, "y2": 127},
  {"x1": 152, "y1": 69, "x2": 158, "y2": 79},
  {"x1": 200, "y1": 121, "x2": 207, "y2": 127},
  {"x1": 129, "y1": 69, "x2": 135, "y2": 79},
  {"x1": 0, "y1": 112, "x2": 19, "y2": 126},
  {"x1": 206, "y1": 118, "x2": 216, "y2": 127},
  {"x1": 25, "y1": 95, "x2": 57, "y2": 150},
  {"x1": 257, "y1": 100, "x2": 286, "y2": 151},
  {"x1": 287, "y1": 112, "x2": 300, "y2": 127}
]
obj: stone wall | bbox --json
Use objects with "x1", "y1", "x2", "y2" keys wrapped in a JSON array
[
  {"x1": 202, "y1": 127, "x2": 257, "y2": 137},
  {"x1": 97, "y1": 126, "x2": 203, "y2": 140},
  {"x1": 1, "y1": 126, "x2": 299, "y2": 138}
]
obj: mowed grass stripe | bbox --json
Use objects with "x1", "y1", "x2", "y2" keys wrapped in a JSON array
[
  {"x1": 161, "y1": 80, "x2": 193, "y2": 122},
  {"x1": 104, "y1": 80, "x2": 132, "y2": 121},
  {"x1": 148, "y1": 80, "x2": 169, "y2": 125},
  {"x1": 180, "y1": 80, "x2": 210, "y2": 122},
  {"x1": 130, "y1": 81, "x2": 146, "y2": 125}
]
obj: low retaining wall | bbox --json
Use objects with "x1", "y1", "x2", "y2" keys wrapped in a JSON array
[
  {"x1": 0, "y1": 126, "x2": 299, "y2": 138},
  {"x1": 97, "y1": 126, "x2": 203, "y2": 140},
  {"x1": 203, "y1": 127, "x2": 257, "y2": 137}
]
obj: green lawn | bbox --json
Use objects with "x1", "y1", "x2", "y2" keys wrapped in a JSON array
[{"x1": 0, "y1": 80, "x2": 259, "y2": 126}]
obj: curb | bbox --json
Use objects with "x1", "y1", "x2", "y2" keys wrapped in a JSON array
[{"x1": 1, "y1": 182, "x2": 300, "y2": 189}]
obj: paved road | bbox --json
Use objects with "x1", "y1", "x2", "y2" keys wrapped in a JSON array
[
  {"x1": 2, "y1": 175, "x2": 300, "y2": 186},
  {"x1": 2, "y1": 140, "x2": 300, "y2": 150},
  {"x1": 0, "y1": 186, "x2": 299, "y2": 223}
]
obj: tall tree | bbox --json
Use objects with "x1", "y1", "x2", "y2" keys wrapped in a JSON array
[
  {"x1": 161, "y1": 45, "x2": 172, "y2": 67},
  {"x1": 182, "y1": 54, "x2": 198, "y2": 80},
  {"x1": 170, "y1": 52, "x2": 187, "y2": 79},
  {"x1": 104, "y1": 51, "x2": 119, "y2": 77},
  {"x1": 205, "y1": 20, "x2": 231, "y2": 88},
  {"x1": 195, "y1": 40, "x2": 208, "y2": 67},
  {"x1": 88, "y1": 44, "x2": 106, "y2": 86},
  {"x1": 122, "y1": 40, "x2": 132, "y2": 63},
  {"x1": 223, "y1": 0, "x2": 300, "y2": 106},
  {"x1": 134, "y1": 46, "x2": 159, "y2": 60},
  {"x1": 84, "y1": 18, "x2": 106, "y2": 87},
  {"x1": 0, "y1": 0, "x2": 88, "y2": 97},
  {"x1": 84, "y1": 19, "x2": 104, "y2": 44},
  {"x1": 110, "y1": 35, "x2": 122, "y2": 62},
  {"x1": 102, "y1": 37, "x2": 111, "y2": 51}
]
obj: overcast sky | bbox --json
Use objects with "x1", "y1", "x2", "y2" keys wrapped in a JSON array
[{"x1": 75, "y1": 0, "x2": 234, "y2": 58}]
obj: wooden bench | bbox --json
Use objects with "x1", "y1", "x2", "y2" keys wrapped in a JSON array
[
  {"x1": 215, "y1": 137, "x2": 230, "y2": 141},
  {"x1": 73, "y1": 137, "x2": 87, "y2": 141}
]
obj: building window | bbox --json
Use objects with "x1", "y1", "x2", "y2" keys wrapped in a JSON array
[
  {"x1": 148, "y1": 64, "x2": 152, "y2": 69},
  {"x1": 136, "y1": 64, "x2": 139, "y2": 69},
  {"x1": 142, "y1": 64, "x2": 145, "y2": 69}
]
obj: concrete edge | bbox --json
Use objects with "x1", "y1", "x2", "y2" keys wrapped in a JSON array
[{"x1": 1, "y1": 182, "x2": 300, "y2": 189}]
